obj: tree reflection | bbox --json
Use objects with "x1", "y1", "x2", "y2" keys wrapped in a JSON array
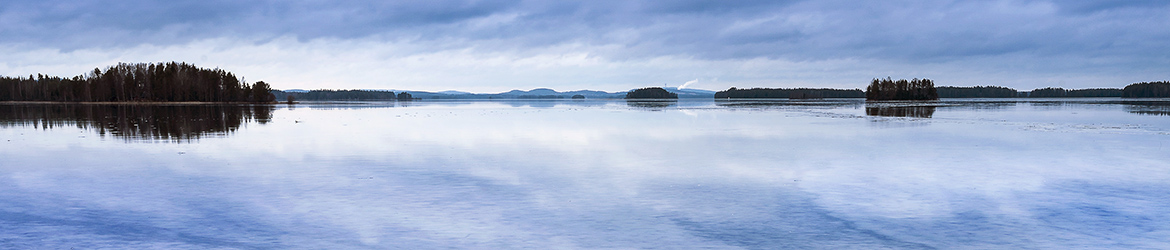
[
  {"x1": 626, "y1": 100, "x2": 677, "y2": 111},
  {"x1": 1124, "y1": 102, "x2": 1170, "y2": 116},
  {"x1": 865, "y1": 105, "x2": 936, "y2": 118},
  {"x1": 0, "y1": 104, "x2": 273, "y2": 142}
]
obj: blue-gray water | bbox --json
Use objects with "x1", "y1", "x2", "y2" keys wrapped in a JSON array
[{"x1": 1, "y1": 99, "x2": 1169, "y2": 249}]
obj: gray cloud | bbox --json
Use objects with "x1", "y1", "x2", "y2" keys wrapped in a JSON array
[
  {"x1": 2, "y1": 0, "x2": 1168, "y2": 89},
  {"x1": 5, "y1": 1, "x2": 1168, "y2": 59}
]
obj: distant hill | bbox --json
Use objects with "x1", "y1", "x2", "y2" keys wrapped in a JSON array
[
  {"x1": 322, "y1": 87, "x2": 719, "y2": 100},
  {"x1": 714, "y1": 87, "x2": 864, "y2": 99},
  {"x1": 407, "y1": 88, "x2": 626, "y2": 99}
]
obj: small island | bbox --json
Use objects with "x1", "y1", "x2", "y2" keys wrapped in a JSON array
[
  {"x1": 866, "y1": 78, "x2": 938, "y2": 101},
  {"x1": 625, "y1": 87, "x2": 678, "y2": 99},
  {"x1": 396, "y1": 92, "x2": 414, "y2": 100}
]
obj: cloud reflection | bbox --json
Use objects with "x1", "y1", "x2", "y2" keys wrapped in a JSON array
[{"x1": 1, "y1": 100, "x2": 1169, "y2": 248}]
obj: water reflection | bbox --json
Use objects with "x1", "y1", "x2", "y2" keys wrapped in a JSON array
[
  {"x1": 865, "y1": 105, "x2": 937, "y2": 118},
  {"x1": 714, "y1": 99, "x2": 863, "y2": 109},
  {"x1": 625, "y1": 100, "x2": 677, "y2": 110},
  {"x1": 1124, "y1": 101, "x2": 1170, "y2": 116},
  {"x1": 2, "y1": 99, "x2": 1170, "y2": 248},
  {"x1": 936, "y1": 100, "x2": 1017, "y2": 111},
  {"x1": 0, "y1": 104, "x2": 273, "y2": 141}
]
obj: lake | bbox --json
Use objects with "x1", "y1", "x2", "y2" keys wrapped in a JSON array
[{"x1": 2, "y1": 98, "x2": 1169, "y2": 249}]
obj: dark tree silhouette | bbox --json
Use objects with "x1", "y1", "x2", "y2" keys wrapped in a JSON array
[
  {"x1": 625, "y1": 87, "x2": 678, "y2": 99},
  {"x1": 397, "y1": 92, "x2": 414, "y2": 100},
  {"x1": 0, "y1": 62, "x2": 274, "y2": 103},
  {"x1": 866, "y1": 78, "x2": 938, "y2": 100},
  {"x1": 936, "y1": 86, "x2": 1018, "y2": 98},
  {"x1": 1122, "y1": 81, "x2": 1170, "y2": 98},
  {"x1": 1023, "y1": 87, "x2": 1122, "y2": 97}
]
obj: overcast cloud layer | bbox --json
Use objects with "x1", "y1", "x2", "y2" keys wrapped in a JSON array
[{"x1": 2, "y1": 0, "x2": 1168, "y2": 92}]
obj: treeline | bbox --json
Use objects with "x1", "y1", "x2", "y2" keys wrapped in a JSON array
[
  {"x1": 274, "y1": 89, "x2": 401, "y2": 101},
  {"x1": 866, "y1": 78, "x2": 938, "y2": 100},
  {"x1": 719, "y1": 79, "x2": 1169, "y2": 100},
  {"x1": 937, "y1": 86, "x2": 1020, "y2": 98},
  {"x1": 714, "y1": 87, "x2": 864, "y2": 99},
  {"x1": 1025, "y1": 87, "x2": 1122, "y2": 97},
  {"x1": 0, "y1": 62, "x2": 274, "y2": 102},
  {"x1": 938, "y1": 86, "x2": 1133, "y2": 98},
  {"x1": 1122, "y1": 81, "x2": 1170, "y2": 98}
]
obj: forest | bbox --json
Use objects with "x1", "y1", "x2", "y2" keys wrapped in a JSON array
[
  {"x1": 626, "y1": 87, "x2": 678, "y2": 99},
  {"x1": 1122, "y1": 81, "x2": 1170, "y2": 98},
  {"x1": 0, "y1": 62, "x2": 274, "y2": 102},
  {"x1": 1025, "y1": 87, "x2": 1122, "y2": 97},
  {"x1": 936, "y1": 86, "x2": 1020, "y2": 98},
  {"x1": 865, "y1": 78, "x2": 938, "y2": 100},
  {"x1": 713, "y1": 87, "x2": 864, "y2": 98}
]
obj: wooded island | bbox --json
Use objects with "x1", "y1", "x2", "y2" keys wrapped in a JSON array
[
  {"x1": 626, "y1": 87, "x2": 678, "y2": 99},
  {"x1": 1, "y1": 62, "x2": 274, "y2": 103},
  {"x1": 866, "y1": 78, "x2": 939, "y2": 100}
]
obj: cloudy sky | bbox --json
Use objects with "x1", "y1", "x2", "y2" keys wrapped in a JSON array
[{"x1": 1, "y1": 0, "x2": 1168, "y2": 92}]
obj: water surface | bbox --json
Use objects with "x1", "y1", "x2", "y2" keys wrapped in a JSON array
[{"x1": 2, "y1": 99, "x2": 1169, "y2": 249}]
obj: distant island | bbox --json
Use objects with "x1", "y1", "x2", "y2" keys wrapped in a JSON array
[
  {"x1": 264, "y1": 80, "x2": 1168, "y2": 101},
  {"x1": 936, "y1": 85, "x2": 1157, "y2": 98},
  {"x1": 397, "y1": 92, "x2": 414, "y2": 100},
  {"x1": 866, "y1": 78, "x2": 939, "y2": 100},
  {"x1": 936, "y1": 86, "x2": 1128, "y2": 98},
  {"x1": 936, "y1": 86, "x2": 1020, "y2": 98},
  {"x1": 0, "y1": 62, "x2": 274, "y2": 103},
  {"x1": 626, "y1": 87, "x2": 678, "y2": 99},
  {"x1": 711, "y1": 79, "x2": 1168, "y2": 100},
  {"x1": 1028, "y1": 87, "x2": 1123, "y2": 97}
]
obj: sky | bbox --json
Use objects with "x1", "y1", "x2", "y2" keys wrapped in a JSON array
[{"x1": 1, "y1": 0, "x2": 1168, "y2": 93}]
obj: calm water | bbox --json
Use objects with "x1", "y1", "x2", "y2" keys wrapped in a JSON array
[{"x1": 2, "y1": 99, "x2": 1169, "y2": 249}]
